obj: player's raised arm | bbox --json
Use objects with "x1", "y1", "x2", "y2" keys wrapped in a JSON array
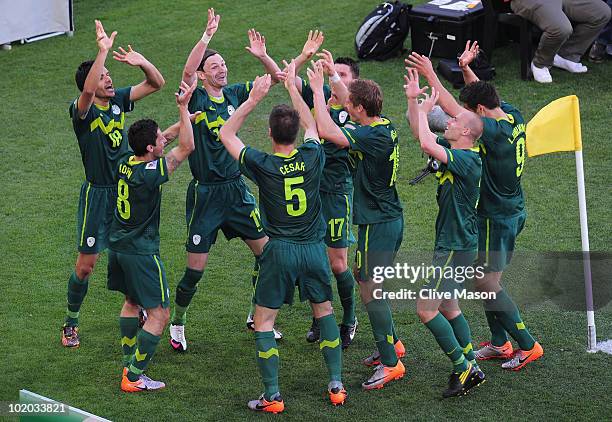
[
  {"x1": 318, "y1": 49, "x2": 349, "y2": 106},
  {"x1": 283, "y1": 60, "x2": 318, "y2": 140},
  {"x1": 113, "y1": 44, "x2": 165, "y2": 102},
  {"x1": 405, "y1": 52, "x2": 464, "y2": 118},
  {"x1": 245, "y1": 29, "x2": 282, "y2": 84},
  {"x1": 219, "y1": 74, "x2": 272, "y2": 160},
  {"x1": 165, "y1": 80, "x2": 198, "y2": 175},
  {"x1": 162, "y1": 111, "x2": 202, "y2": 145},
  {"x1": 458, "y1": 40, "x2": 480, "y2": 85},
  {"x1": 404, "y1": 68, "x2": 429, "y2": 139},
  {"x1": 77, "y1": 20, "x2": 116, "y2": 118},
  {"x1": 417, "y1": 87, "x2": 447, "y2": 163},
  {"x1": 276, "y1": 30, "x2": 325, "y2": 93},
  {"x1": 183, "y1": 8, "x2": 220, "y2": 85},
  {"x1": 309, "y1": 61, "x2": 348, "y2": 147}
]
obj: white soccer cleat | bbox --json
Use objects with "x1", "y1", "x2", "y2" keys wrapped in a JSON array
[{"x1": 169, "y1": 324, "x2": 187, "y2": 352}]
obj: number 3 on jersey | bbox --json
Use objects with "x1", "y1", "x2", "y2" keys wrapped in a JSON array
[
  {"x1": 284, "y1": 176, "x2": 306, "y2": 217},
  {"x1": 117, "y1": 179, "x2": 131, "y2": 220}
]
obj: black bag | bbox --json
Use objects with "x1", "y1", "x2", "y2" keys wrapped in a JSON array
[
  {"x1": 437, "y1": 54, "x2": 496, "y2": 89},
  {"x1": 355, "y1": 1, "x2": 412, "y2": 61}
]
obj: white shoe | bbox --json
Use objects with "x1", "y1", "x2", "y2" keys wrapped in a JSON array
[
  {"x1": 273, "y1": 327, "x2": 283, "y2": 340},
  {"x1": 169, "y1": 324, "x2": 187, "y2": 352},
  {"x1": 553, "y1": 54, "x2": 587, "y2": 73},
  {"x1": 531, "y1": 62, "x2": 552, "y2": 83},
  {"x1": 246, "y1": 313, "x2": 283, "y2": 340}
]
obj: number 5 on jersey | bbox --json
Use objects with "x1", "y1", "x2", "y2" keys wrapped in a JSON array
[{"x1": 284, "y1": 176, "x2": 306, "y2": 217}]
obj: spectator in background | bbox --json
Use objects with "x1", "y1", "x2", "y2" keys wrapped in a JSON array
[
  {"x1": 589, "y1": 0, "x2": 612, "y2": 63},
  {"x1": 510, "y1": 0, "x2": 611, "y2": 83}
]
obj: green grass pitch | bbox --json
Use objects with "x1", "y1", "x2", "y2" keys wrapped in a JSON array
[{"x1": 1, "y1": 0, "x2": 611, "y2": 420}]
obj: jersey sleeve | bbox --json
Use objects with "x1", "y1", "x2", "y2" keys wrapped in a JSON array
[
  {"x1": 436, "y1": 136, "x2": 451, "y2": 148},
  {"x1": 69, "y1": 96, "x2": 94, "y2": 127},
  {"x1": 445, "y1": 149, "x2": 478, "y2": 179},
  {"x1": 302, "y1": 138, "x2": 325, "y2": 171},
  {"x1": 340, "y1": 124, "x2": 378, "y2": 153},
  {"x1": 239, "y1": 146, "x2": 267, "y2": 184},
  {"x1": 143, "y1": 158, "x2": 170, "y2": 189},
  {"x1": 227, "y1": 81, "x2": 253, "y2": 105},
  {"x1": 114, "y1": 87, "x2": 135, "y2": 113},
  {"x1": 300, "y1": 80, "x2": 331, "y2": 110}
]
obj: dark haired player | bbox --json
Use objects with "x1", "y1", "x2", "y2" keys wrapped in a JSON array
[
  {"x1": 62, "y1": 20, "x2": 165, "y2": 347},
  {"x1": 219, "y1": 63, "x2": 346, "y2": 412},
  {"x1": 109, "y1": 80, "x2": 197, "y2": 392},
  {"x1": 169, "y1": 9, "x2": 284, "y2": 349},
  {"x1": 406, "y1": 43, "x2": 543, "y2": 371}
]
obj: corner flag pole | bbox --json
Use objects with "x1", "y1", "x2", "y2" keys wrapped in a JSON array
[{"x1": 575, "y1": 149, "x2": 596, "y2": 352}]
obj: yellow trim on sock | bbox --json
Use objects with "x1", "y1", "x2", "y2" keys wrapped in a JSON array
[
  {"x1": 320, "y1": 338, "x2": 340, "y2": 350},
  {"x1": 258, "y1": 348, "x2": 279, "y2": 359}
]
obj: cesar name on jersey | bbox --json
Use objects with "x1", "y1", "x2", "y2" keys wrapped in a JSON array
[{"x1": 279, "y1": 161, "x2": 305, "y2": 175}]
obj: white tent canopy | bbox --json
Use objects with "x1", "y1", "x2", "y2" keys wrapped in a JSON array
[{"x1": 0, "y1": 0, "x2": 73, "y2": 45}]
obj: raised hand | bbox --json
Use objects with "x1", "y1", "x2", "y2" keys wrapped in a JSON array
[
  {"x1": 176, "y1": 80, "x2": 198, "y2": 107},
  {"x1": 250, "y1": 74, "x2": 272, "y2": 102},
  {"x1": 245, "y1": 29, "x2": 267, "y2": 58},
  {"x1": 419, "y1": 87, "x2": 440, "y2": 114},
  {"x1": 113, "y1": 45, "x2": 147, "y2": 67},
  {"x1": 301, "y1": 30, "x2": 324, "y2": 60},
  {"x1": 403, "y1": 68, "x2": 428, "y2": 100},
  {"x1": 95, "y1": 20, "x2": 117, "y2": 52},
  {"x1": 405, "y1": 52, "x2": 435, "y2": 78},
  {"x1": 458, "y1": 40, "x2": 479, "y2": 68},
  {"x1": 205, "y1": 8, "x2": 220, "y2": 37},
  {"x1": 306, "y1": 60, "x2": 325, "y2": 92},
  {"x1": 316, "y1": 49, "x2": 335, "y2": 76},
  {"x1": 282, "y1": 59, "x2": 296, "y2": 91}
]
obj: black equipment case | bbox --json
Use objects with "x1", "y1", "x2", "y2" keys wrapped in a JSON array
[{"x1": 408, "y1": 0, "x2": 485, "y2": 59}]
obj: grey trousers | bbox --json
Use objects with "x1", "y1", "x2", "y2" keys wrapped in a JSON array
[{"x1": 511, "y1": 0, "x2": 611, "y2": 67}]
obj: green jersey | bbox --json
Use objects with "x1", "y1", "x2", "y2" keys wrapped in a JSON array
[
  {"x1": 340, "y1": 118, "x2": 403, "y2": 225},
  {"x1": 109, "y1": 155, "x2": 169, "y2": 255},
  {"x1": 301, "y1": 80, "x2": 353, "y2": 194},
  {"x1": 479, "y1": 102, "x2": 526, "y2": 217},
  {"x1": 434, "y1": 138, "x2": 482, "y2": 250},
  {"x1": 239, "y1": 139, "x2": 326, "y2": 242},
  {"x1": 69, "y1": 87, "x2": 133, "y2": 186},
  {"x1": 188, "y1": 82, "x2": 252, "y2": 183}
]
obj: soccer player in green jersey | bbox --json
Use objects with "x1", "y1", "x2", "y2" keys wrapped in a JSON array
[
  {"x1": 309, "y1": 61, "x2": 406, "y2": 390},
  {"x1": 62, "y1": 20, "x2": 165, "y2": 348},
  {"x1": 405, "y1": 69, "x2": 486, "y2": 397},
  {"x1": 219, "y1": 63, "x2": 347, "y2": 412},
  {"x1": 169, "y1": 9, "x2": 284, "y2": 350},
  {"x1": 406, "y1": 43, "x2": 543, "y2": 371},
  {"x1": 108, "y1": 79, "x2": 197, "y2": 391}
]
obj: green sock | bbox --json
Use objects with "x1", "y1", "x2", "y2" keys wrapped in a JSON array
[
  {"x1": 255, "y1": 331, "x2": 279, "y2": 400},
  {"x1": 424, "y1": 313, "x2": 468, "y2": 373},
  {"x1": 126, "y1": 329, "x2": 160, "y2": 382},
  {"x1": 484, "y1": 309, "x2": 508, "y2": 347},
  {"x1": 249, "y1": 256, "x2": 261, "y2": 315},
  {"x1": 317, "y1": 314, "x2": 342, "y2": 382},
  {"x1": 65, "y1": 272, "x2": 88, "y2": 327},
  {"x1": 489, "y1": 289, "x2": 535, "y2": 350},
  {"x1": 119, "y1": 317, "x2": 139, "y2": 367},
  {"x1": 171, "y1": 267, "x2": 203, "y2": 325},
  {"x1": 365, "y1": 300, "x2": 398, "y2": 367},
  {"x1": 335, "y1": 270, "x2": 356, "y2": 326},
  {"x1": 448, "y1": 313, "x2": 476, "y2": 362}
]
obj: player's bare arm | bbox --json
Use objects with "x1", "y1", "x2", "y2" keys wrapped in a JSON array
[
  {"x1": 113, "y1": 44, "x2": 165, "y2": 101},
  {"x1": 77, "y1": 20, "x2": 117, "y2": 118},
  {"x1": 219, "y1": 74, "x2": 272, "y2": 161},
  {"x1": 245, "y1": 29, "x2": 282, "y2": 84},
  {"x1": 405, "y1": 52, "x2": 464, "y2": 118},
  {"x1": 284, "y1": 60, "x2": 318, "y2": 139},
  {"x1": 162, "y1": 111, "x2": 202, "y2": 145},
  {"x1": 309, "y1": 61, "x2": 348, "y2": 147},
  {"x1": 404, "y1": 68, "x2": 429, "y2": 139},
  {"x1": 317, "y1": 49, "x2": 349, "y2": 106},
  {"x1": 417, "y1": 87, "x2": 447, "y2": 163},
  {"x1": 183, "y1": 8, "x2": 220, "y2": 85},
  {"x1": 165, "y1": 80, "x2": 198, "y2": 175},
  {"x1": 458, "y1": 40, "x2": 480, "y2": 85},
  {"x1": 275, "y1": 30, "x2": 325, "y2": 93}
]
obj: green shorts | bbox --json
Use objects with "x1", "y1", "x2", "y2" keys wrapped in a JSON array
[
  {"x1": 107, "y1": 250, "x2": 170, "y2": 309},
  {"x1": 76, "y1": 182, "x2": 115, "y2": 254},
  {"x1": 477, "y1": 213, "x2": 526, "y2": 273},
  {"x1": 321, "y1": 191, "x2": 355, "y2": 249},
  {"x1": 254, "y1": 239, "x2": 332, "y2": 309},
  {"x1": 355, "y1": 216, "x2": 403, "y2": 282},
  {"x1": 185, "y1": 177, "x2": 266, "y2": 253},
  {"x1": 421, "y1": 248, "x2": 478, "y2": 293}
]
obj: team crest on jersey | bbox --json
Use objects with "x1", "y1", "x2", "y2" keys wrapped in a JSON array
[
  {"x1": 339, "y1": 111, "x2": 349, "y2": 124},
  {"x1": 87, "y1": 237, "x2": 96, "y2": 247},
  {"x1": 192, "y1": 234, "x2": 201, "y2": 245},
  {"x1": 112, "y1": 104, "x2": 121, "y2": 115},
  {"x1": 146, "y1": 161, "x2": 158, "y2": 170},
  {"x1": 227, "y1": 105, "x2": 235, "y2": 115}
]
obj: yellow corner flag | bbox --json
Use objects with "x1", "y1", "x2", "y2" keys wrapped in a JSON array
[{"x1": 526, "y1": 95, "x2": 582, "y2": 157}]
